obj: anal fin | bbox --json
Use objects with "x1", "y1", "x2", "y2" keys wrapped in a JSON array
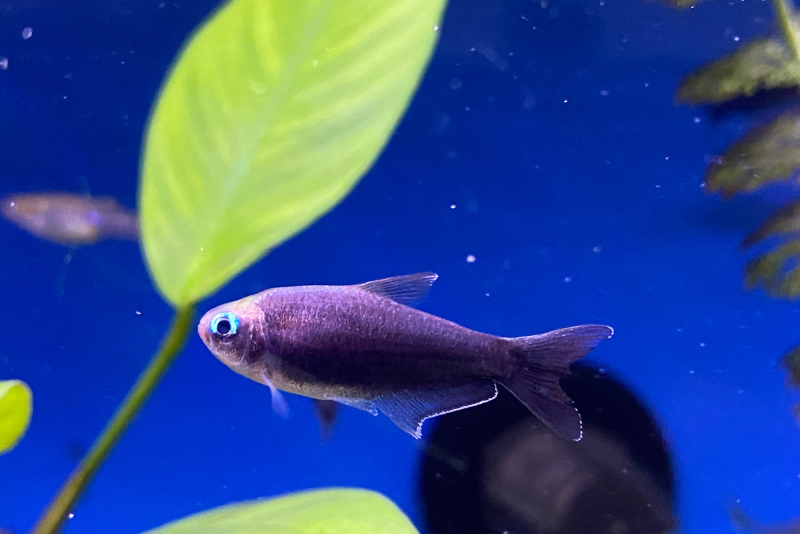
[
  {"x1": 375, "y1": 380, "x2": 498, "y2": 439},
  {"x1": 329, "y1": 396, "x2": 378, "y2": 416}
]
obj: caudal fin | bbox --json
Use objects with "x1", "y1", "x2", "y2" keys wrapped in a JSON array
[{"x1": 499, "y1": 324, "x2": 613, "y2": 441}]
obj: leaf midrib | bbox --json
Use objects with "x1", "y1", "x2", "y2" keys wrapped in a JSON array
[{"x1": 182, "y1": 0, "x2": 337, "y2": 300}]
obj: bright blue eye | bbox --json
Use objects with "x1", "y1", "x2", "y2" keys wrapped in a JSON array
[{"x1": 210, "y1": 312, "x2": 240, "y2": 340}]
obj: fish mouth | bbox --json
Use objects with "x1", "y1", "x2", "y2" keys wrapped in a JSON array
[
  {"x1": 0, "y1": 197, "x2": 20, "y2": 222},
  {"x1": 197, "y1": 320, "x2": 209, "y2": 345}
]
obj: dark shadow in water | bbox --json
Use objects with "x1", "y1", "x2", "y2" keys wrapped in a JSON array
[{"x1": 418, "y1": 363, "x2": 676, "y2": 534}]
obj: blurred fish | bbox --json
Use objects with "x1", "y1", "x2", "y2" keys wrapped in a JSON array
[
  {"x1": 1, "y1": 192, "x2": 138, "y2": 246},
  {"x1": 197, "y1": 273, "x2": 613, "y2": 440},
  {"x1": 314, "y1": 399, "x2": 339, "y2": 440}
]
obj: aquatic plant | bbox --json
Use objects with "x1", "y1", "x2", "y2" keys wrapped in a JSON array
[
  {"x1": 730, "y1": 501, "x2": 800, "y2": 533},
  {"x1": 650, "y1": 0, "x2": 800, "y2": 419},
  {"x1": 141, "y1": 488, "x2": 419, "y2": 534},
  {"x1": 1, "y1": 0, "x2": 448, "y2": 532},
  {"x1": 0, "y1": 380, "x2": 32, "y2": 455}
]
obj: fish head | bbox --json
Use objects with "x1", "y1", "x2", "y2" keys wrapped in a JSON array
[{"x1": 197, "y1": 296, "x2": 269, "y2": 378}]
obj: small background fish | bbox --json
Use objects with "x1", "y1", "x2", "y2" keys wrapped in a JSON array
[{"x1": 1, "y1": 192, "x2": 138, "y2": 246}]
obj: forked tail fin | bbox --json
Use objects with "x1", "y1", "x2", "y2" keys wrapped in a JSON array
[{"x1": 499, "y1": 325, "x2": 613, "y2": 441}]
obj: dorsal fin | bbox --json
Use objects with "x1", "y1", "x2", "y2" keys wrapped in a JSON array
[{"x1": 355, "y1": 272, "x2": 438, "y2": 307}]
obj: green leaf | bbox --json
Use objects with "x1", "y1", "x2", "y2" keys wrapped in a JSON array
[
  {"x1": 676, "y1": 39, "x2": 800, "y2": 105},
  {"x1": 742, "y1": 201, "x2": 800, "y2": 248},
  {"x1": 140, "y1": 488, "x2": 419, "y2": 534},
  {"x1": 140, "y1": 0, "x2": 447, "y2": 306},
  {"x1": 705, "y1": 112, "x2": 800, "y2": 198},
  {"x1": 0, "y1": 379, "x2": 32, "y2": 454},
  {"x1": 744, "y1": 238, "x2": 800, "y2": 298},
  {"x1": 783, "y1": 345, "x2": 800, "y2": 386}
]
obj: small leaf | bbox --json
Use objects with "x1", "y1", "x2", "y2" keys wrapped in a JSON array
[
  {"x1": 0, "y1": 379, "x2": 32, "y2": 454},
  {"x1": 140, "y1": 488, "x2": 419, "y2": 534},
  {"x1": 705, "y1": 112, "x2": 800, "y2": 197},
  {"x1": 744, "y1": 238, "x2": 800, "y2": 297},
  {"x1": 742, "y1": 201, "x2": 800, "y2": 248},
  {"x1": 140, "y1": 0, "x2": 447, "y2": 306},
  {"x1": 676, "y1": 39, "x2": 800, "y2": 105}
]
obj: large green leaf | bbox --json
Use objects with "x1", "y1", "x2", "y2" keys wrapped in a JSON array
[
  {"x1": 704, "y1": 112, "x2": 800, "y2": 198},
  {"x1": 0, "y1": 379, "x2": 32, "y2": 454},
  {"x1": 140, "y1": 0, "x2": 447, "y2": 305},
  {"x1": 140, "y1": 488, "x2": 419, "y2": 534},
  {"x1": 676, "y1": 39, "x2": 800, "y2": 105}
]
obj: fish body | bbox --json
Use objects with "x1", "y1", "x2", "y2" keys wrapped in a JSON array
[
  {"x1": 1, "y1": 192, "x2": 138, "y2": 246},
  {"x1": 198, "y1": 273, "x2": 613, "y2": 440}
]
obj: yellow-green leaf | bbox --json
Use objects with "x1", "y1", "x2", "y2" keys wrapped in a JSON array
[
  {"x1": 140, "y1": 0, "x2": 447, "y2": 306},
  {"x1": 676, "y1": 39, "x2": 800, "y2": 105},
  {"x1": 0, "y1": 379, "x2": 32, "y2": 454},
  {"x1": 140, "y1": 488, "x2": 419, "y2": 534},
  {"x1": 705, "y1": 112, "x2": 800, "y2": 198}
]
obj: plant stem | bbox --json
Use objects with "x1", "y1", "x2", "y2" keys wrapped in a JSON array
[
  {"x1": 773, "y1": 0, "x2": 800, "y2": 61},
  {"x1": 30, "y1": 305, "x2": 196, "y2": 534}
]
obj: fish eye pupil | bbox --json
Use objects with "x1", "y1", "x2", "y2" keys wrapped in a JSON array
[
  {"x1": 216, "y1": 320, "x2": 231, "y2": 335},
  {"x1": 210, "y1": 312, "x2": 239, "y2": 340}
]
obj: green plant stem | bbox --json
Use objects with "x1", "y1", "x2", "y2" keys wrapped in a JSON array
[
  {"x1": 773, "y1": 0, "x2": 800, "y2": 60},
  {"x1": 30, "y1": 305, "x2": 196, "y2": 534}
]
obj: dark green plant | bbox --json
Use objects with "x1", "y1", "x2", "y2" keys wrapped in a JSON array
[
  {"x1": 0, "y1": 0, "x2": 449, "y2": 532},
  {"x1": 650, "y1": 0, "x2": 800, "y2": 420}
]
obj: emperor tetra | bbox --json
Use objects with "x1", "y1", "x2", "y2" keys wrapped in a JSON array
[{"x1": 197, "y1": 273, "x2": 613, "y2": 440}]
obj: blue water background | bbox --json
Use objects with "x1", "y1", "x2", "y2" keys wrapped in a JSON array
[{"x1": 0, "y1": 0, "x2": 798, "y2": 532}]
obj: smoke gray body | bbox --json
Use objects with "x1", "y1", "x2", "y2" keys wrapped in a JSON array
[
  {"x1": 258, "y1": 285, "x2": 510, "y2": 396},
  {"x1": 198, "y1": 273, "x2": 613, "y2": 440}
]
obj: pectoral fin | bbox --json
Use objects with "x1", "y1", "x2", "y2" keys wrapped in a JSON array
[
  {"x1": 260, "y1": 372, "x2": 289, "y2": 418},
  {"x1": 374, "y1": 381, "x2": 498, "y2": 439}
]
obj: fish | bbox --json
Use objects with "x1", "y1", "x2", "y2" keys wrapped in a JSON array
[
  {"x1": 0, "y1": 192, "x2": 138, "y2": 246},
  {"x1": 197, "y1": 272, "x2": 614, "y2": 440}
]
